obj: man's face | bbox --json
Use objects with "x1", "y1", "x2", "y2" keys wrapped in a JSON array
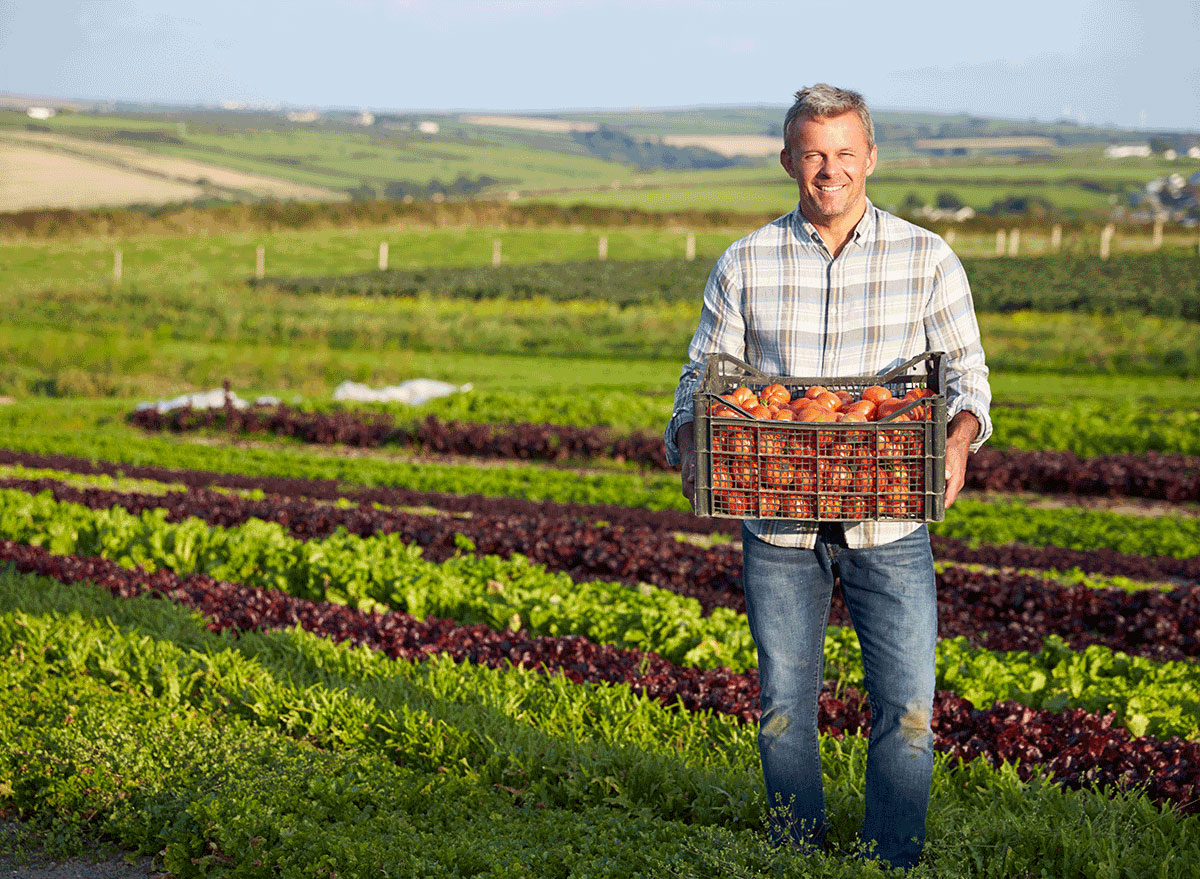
[{"x1": 780, "y1": 111, "x2": 877, "y2": 225}]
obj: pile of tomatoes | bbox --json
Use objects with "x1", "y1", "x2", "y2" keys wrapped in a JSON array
[
  {"x1": 706, "y1": 382, "x2": 938, "y2": 521},
  {"x1": 708, "y1": 382, "x2": 935, "y2": 423}
]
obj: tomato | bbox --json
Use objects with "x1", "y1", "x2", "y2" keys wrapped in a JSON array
[
  {"x1": 760, "y1": 456, "x2": 794, "y2": 489},
  {"x1": 817, "y1": 493, "x2": 842, "y2": 519},
  {"x1": 814, "y1": 391, "x2": 843, "y2": 411},
  {"x1": 841, "y1": 400, "x2": 876, "y2": 419},
  {"x1": 804, "y1": 385, "x2": 829, "y2": 400},
  {"x1": 759, "y1": 428, "x2": 787, "y2": 457},
  {"x1": 779, "y1": 492, "x2": 816, "y2": 519},
  {"x1": 796, "y1": 405, "x2": 834, "y2": 422},
  {"x1": 842, "y1": 496, "x2": 870, "y2": 520},
  {"x1": 762, "y1": 383, "x2": 791, "y2": 406},
  {"x1": 874, "y1": 398, "x2": 910, "y2": 421},
  {"x1": 760, "y1": 493, "x2": 781, "y2": 517},
  {"x1": 862, "y1": 385, "x2": 893, "y2": 405}
]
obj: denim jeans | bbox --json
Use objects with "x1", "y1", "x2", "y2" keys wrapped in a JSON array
[{"x1": 741, "y1": 522, "x2": 937, "y2": 870}]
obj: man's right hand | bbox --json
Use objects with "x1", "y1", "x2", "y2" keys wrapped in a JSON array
[{"x1": 677, "y1": 423, "x2": 696, "y2": 509}]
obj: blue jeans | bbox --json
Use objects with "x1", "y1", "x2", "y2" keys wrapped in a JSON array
[{"x1": 741, "y1": 523, "x2": 937, "y2": 870}]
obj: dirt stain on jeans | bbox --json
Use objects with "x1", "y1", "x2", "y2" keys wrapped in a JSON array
[
  {"x1": 899, "y1": 701, "x2": 932, "y2": 751},
  {"x1": 761, "y1": 710, "x2": 790, "y2": 747}
]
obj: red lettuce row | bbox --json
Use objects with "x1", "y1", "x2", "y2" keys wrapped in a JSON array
[
  {"x1": 5, "y1": 476, "x2": 1197, "y2": 663},
  {"x1": 4, "y1": 448, "x2": 1199, "y2": 584},
  {"x1": 2, "y1": 540, "x2": 1196, "y2": 814},
  {"x1": 968, "y1": 448, "x2": 1200, "y2": 503},
  {"x1": 127, "y1": 406, "x2": 1200, "y2": 502},
  {"x1": 127, "y1": 406, "x2": 671, "y2": 468}
]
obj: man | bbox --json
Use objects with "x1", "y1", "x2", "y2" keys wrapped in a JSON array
[{"x1": 663, "y1": 84, "x2": 991, "y2": 870}]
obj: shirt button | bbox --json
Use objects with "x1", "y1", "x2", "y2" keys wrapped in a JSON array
[{"x1": 830, "y1": 307, "x2": 838, "y2": 315}]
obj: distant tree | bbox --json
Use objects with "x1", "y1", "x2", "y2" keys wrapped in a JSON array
[
  {"x1": 901, "y1": 192, "x2": 925, "y2": 213},
  {"x1": 934, "y1": 191, "x2": 965, "y2": 210},
  {"x1": 985, "y1": 195, "x2": 1055, "y2": 219}
]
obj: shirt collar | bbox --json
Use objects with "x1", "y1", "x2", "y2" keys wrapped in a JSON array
[{"x1": 793, "y1": 199, "x2": 878, "y2": 250}]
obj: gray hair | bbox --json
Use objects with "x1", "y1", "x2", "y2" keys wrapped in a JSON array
[{"x1": 783, "y1": 84, "x2": 875, "y2": 152}]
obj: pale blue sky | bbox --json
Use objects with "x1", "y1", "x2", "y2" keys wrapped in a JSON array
[{"x1": 2, "y1": 0, "x2": 1197, "y2": 130}]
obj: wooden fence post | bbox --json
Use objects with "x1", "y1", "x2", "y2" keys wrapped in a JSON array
[
  {"x1": 1099, "y1": 224, "x2": 1114, "y2": 260},
  {"x1": 598, "y1": 235, "x2": 608, "y2": 260},
  {"x1": 1007, "y1": 228, "x2": 1020, "y2": 256},
  {"x1": 1050, "y1": 224, "x2": 1062, "y2": 253},
  {"x1": 944, "y1": 229, "x2": 956, "y2": 248},
  {"x1": 492, "y1": 239, "x2": 502, "y2": 267},
  {"x1": 255, "y1": 245, "x2": 265, "y2": 280},
  {"x1": 1152, "y1": 219, "x2": 1163, "y2": 250},
  {"x1": 995, "y1": 229, "x2": 1006, "y2": 256},
  {"x1": 685, "y1": 232, "x2": 696, "y2": 261},
  {"x1": 113, "y1": 249, "x2": 122, "y2": 285},
  {"x1": 378, "y1": 241, "x2": 389, "y2": 271}
]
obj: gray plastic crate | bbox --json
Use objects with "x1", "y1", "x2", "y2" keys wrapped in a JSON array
[{"x1": 692, "y1": 352, "x2": 948, "y2": 522}]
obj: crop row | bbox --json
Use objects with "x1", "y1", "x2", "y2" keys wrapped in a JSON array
[
  {"x1": 6, "y1": 447, "x2": 1200, "y2": 584},
  {"x1": 262, "y1": 253, "x2": 1200, "y2": 321},
  {"x1": 128, "y1": 406, "x2": 672, "y2": 469},
  {"x1": 128, "y1": 405, "x2": 1200, "y2": 502},
  {"x1": 3, "y1": 489, "x2": 1198, "y2": 740},
  {"x1": 5, "y1": 475, "x2": 1198, "y2": 666},
  {"x1": 4, "y1": 544, "x2": 1199, "y2": 820}
]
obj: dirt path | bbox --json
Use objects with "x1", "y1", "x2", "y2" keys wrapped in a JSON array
[{"x1": 0, "y1": 822, "x2": 167, "y2": 879}]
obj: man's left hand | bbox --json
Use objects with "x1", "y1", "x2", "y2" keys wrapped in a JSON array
[{"x1": 944, "y1": 411, "x2": 980, "y2": 507}]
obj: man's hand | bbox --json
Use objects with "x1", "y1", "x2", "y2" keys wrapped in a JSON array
[
  {"x1": 944, "y1": 411, "x2": 979, "y2": 507},
  {"x1": 677, "y1": 423, "x2": 697, "y2": 509}
]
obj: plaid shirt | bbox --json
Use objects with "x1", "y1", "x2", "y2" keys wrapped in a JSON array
[{"x1": 665, "y1": 200, "x2": 992, "y2": 549}]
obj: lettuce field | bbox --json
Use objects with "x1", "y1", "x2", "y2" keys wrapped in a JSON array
[{"x1": 0, "y1": 205, "x2": 1198, "y2": 877}]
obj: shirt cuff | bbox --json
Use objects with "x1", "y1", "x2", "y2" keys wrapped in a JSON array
[{"x1": 948, "y1": 397, "x2": 992, "y2": 453}]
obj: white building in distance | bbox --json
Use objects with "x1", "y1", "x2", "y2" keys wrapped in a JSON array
[{"x1": 1104, "y1": 144, "x2": 1152, "y2": 158}]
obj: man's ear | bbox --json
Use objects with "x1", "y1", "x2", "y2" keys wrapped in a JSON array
[
  {"x1": 780, "y1": 147, "x2": 797, "y2": 180},
  {"x1": 865, "y1": 144, "x2": 877, "y2": 178}
]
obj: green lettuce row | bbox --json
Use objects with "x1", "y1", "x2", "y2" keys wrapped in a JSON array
[
  {"x1": 3, "y1": 487, "x2": 1199, "y2": 740},
  {"x1": 929, "y1": 497, "x2": 1200, "y2": 560},
  {"x1": 2, "y1": 573, "x2": 1196, "y2": 879}
]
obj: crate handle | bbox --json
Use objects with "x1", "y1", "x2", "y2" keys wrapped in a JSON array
[
  {"x1": 698, "y1": 353, "x2": 774, "y2": 386},
  {"x1": 699, "y1": 391, "x2": 757, "y2": 419},
  {"x1": 875, "y1": 351, "x2": 940, "y2": 384}
]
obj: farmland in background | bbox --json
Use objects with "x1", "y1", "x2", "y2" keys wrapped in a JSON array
[{"x1": 2, "y1": 104, "x2": 1196, "y2": 220}]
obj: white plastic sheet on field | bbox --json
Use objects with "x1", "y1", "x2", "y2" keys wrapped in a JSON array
[
  {"x1": 332, "y1": 379, "x2": 472, "y2": 405},
  {"x1": 135, "y1": 388, "x2": 278, "y2": 414}
]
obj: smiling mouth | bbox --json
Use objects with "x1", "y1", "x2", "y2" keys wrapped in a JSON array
[{"x1": 816, "y1": 184, "x2": 846, "y2": 192}]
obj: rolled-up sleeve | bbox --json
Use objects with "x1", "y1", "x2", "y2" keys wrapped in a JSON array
[
  {"x1": 923, "y1": 246, "x2": 993, "y2": 452},
  {"x1": 664, "y1": 251, "x2": 747, "y2": 467}
]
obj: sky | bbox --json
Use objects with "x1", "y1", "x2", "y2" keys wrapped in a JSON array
[{"x1": 1, "y1": 0, "x2": 1198, "y2": 131}]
